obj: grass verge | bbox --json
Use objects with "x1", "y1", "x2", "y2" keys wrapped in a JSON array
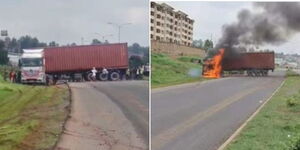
[
  {"x1": 151, "y1": 53, "x2": 205, "y2": 88},
  {"x1": 226, "y1": 70, "x2": 300, "y2": 150},
  {"x1": 0, "y1": 76, "x2": 70, "y2": 150}
]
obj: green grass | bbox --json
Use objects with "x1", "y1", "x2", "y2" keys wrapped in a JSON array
[
  {"x1": 226, "y1": 71, "x2": 300, "y2": 150},
  {"x1": 151, "y1": 53, "x2": 205, "y2": 88},
  {"x1": 0, "y1": 76, "x2": 69, "y2": 150}
]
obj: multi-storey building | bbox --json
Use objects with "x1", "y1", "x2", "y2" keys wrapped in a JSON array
[{"x1": 150, "y1": 2, "x2": 194, "y2": 46}]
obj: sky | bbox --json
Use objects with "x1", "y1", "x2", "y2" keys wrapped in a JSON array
[
  {"x1": 0, "y1": 0, "x2": 149, "y2": 46},
  {"x1": 166, "y1": 1, "x2": 300, "y2": 54}
]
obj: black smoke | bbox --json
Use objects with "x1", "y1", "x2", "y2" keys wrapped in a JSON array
[{"x1": 214, "y1": 2, "x2": 300, "y2": 58}]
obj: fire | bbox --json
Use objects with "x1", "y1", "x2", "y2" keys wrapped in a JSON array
[{"x1": 202, "y1": 48, "x2": 225, "y2": 78}]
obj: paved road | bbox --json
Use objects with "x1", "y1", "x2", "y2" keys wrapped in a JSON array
[
  {"x1": 56, "y1": 81, "x2": 149, "y2": 150},
  {"x1": 152, "y1": 71, "x2": 285, "y2": 150}
]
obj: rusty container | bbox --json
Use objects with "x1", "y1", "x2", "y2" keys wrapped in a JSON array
[{"x1": 44, "y1": 43, "x2": 128, "y2": 73}]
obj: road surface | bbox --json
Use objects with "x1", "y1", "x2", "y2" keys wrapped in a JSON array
[
  {"x1": 152, "y1": 71, "x2": 285, "y2": 150},
  {"x1": 56, "y1": 81, "x2": 149, "y2": 150}
]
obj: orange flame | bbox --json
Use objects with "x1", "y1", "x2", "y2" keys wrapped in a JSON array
[{"x1": 202, "y1": 48, "x2": 225, "y2": 78}]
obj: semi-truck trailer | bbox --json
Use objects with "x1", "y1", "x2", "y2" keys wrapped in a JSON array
[
  {"x1": 222, "y1": 51, "x2": 275, "y2": 76},
  {"x1": 202, "y1": 48, "x2": 275, "y2": 78},
  {"x1": 20, "y1": 43, "x2": 128, "y2": 84}
]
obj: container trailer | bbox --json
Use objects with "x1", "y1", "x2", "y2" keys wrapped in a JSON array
[
  {"x1": 20, "y1": 43, "x2": 128, "y2": 84},
  {"x1": 222, "y1": 52, "x2": 275, "y2": 76},
  {"x1": 202, "y1": 49, "x2": 275, "y2": 78}
]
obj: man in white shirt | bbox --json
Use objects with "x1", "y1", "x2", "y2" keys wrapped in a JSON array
[{"x1": 91, "y1": 67, "x2": 97, "y2": 80}]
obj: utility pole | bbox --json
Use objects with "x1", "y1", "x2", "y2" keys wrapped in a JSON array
[{"x1": 107, "y1": 22, "x2": 131, "y2": 43}]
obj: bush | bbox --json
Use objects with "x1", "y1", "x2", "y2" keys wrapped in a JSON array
[
  {"x1": 286, "y1": 134, "x2": 300, "y2": 150},
  {"x1": 287, "y1": 97, "x2": 298, "y2": 107}
]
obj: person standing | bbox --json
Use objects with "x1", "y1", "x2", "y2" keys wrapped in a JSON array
[
  {"x1": 9, "y1": 70, "x2": 13, "y2": 82},
  {"x1": 91, "y1": 67, "x2": 97, "y2": 81},
  {"x1": 126, "y1": 68, "x2": 130, "y2": 80},
  {"x1": 12, "y1": 71, "x2": 16, "y2": 83}
]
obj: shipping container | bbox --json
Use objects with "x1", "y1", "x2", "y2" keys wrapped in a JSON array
[
  {"x1": 44, "y1": 43, "x2": 128, "y2": 73},
  {"x1": 222, "y1": 52, "x2": 275, "y2": 76}
]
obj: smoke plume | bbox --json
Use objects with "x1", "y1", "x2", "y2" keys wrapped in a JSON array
[{"x1": 215, "y1": 2, "x2": 300, "y2": 58}]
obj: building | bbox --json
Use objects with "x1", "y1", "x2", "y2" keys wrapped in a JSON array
[{"x1": 150, "y1": 2, "x2": 194, "y2": 46}]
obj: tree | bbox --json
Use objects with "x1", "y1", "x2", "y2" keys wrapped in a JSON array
[
  {"x1": 0, "y1": 40, "x2": 9, "y2": 65},
  {"x1": 18, "y1": 35, "x2": 47, "y2": 52},
  {"x1": 192, "y1": 39, "x2": 203, "y2": 48},
  {"x1": 91, "y1": 39, "x2": 102, "y2": 45},
  {"x1": 203, "y1": 39, "x2": 214, "y2": 52},
  {"x1": 8, "y1": 38, "x2": 19, "y2": 53},
  {"x1": 128, "y1": 43, "x2": 149, "y2": 68},
  {"x1": 49, "y1": 41, "x2": 59, "y2": 47},
  {"x1": 104, "y1": 40, "x2": 109, "y2": 44}
]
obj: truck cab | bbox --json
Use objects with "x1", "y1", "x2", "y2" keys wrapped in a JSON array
[{"x1": 20, "y1": 49, "x2": 46, "y2": 84}]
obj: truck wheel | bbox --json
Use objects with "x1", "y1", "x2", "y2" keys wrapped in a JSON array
[
  {"x1": 110, "y1": 72, "x2": 120, "y2": 81},
  {"x1": 99, "y1": 73, "x2": 108, "y2": 81}
]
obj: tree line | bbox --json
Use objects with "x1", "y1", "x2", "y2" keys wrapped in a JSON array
[{"x1": 192, "y1": 39, "x2": 214, "y2": 52}]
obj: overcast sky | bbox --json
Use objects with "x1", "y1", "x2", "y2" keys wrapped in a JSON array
[
  {"x1": 0, "y1": 0, "x2": 149, "y2": 46},
  {"x1": 166, "y1": 1, "x2": 300, "y2": 54}
]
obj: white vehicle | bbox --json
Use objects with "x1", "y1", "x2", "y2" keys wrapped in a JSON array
[{"x1": 20, "y1": 49, "x2": 46, "y2": 84}]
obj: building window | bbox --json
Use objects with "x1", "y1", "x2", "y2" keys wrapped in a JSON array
[
  {"x1": 151, "y1": 11, "x2": 154, "y2": 16},
  {"x1": 151, "y1": 2, "x2": 155, "y2": 8},
  {"x1": 157, "y1": 14, "x2": 161, "y2": 19},
  {"x1": 156, "y1": 29, "x2": 160, "y2": 33},
  {"x1": 157, "y1": 22, "x2": 161, "y2": 26},
  {"x1": 151, "y1": 19, "x2": 154, "y2": 23},
  {"x1": 151, "y1": 26, "x2": 153, "y2": 31},
  {"x1": 156, "y1": 36, "x2": 160, "y2": 40},
  {"x1": 151, "y1": 34, "x2": 153, "y2": 39}
]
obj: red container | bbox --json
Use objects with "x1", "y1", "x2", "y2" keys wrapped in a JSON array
[
  {"x1": 222, "y1": 52, "x2": 275, "y2": 71},
  {"x1": 44, "y1": 43, "x2": 128, "y2": 73}
]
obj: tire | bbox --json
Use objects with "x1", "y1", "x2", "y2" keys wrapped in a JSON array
[
  {"x1": 110, "y1": 72, "x2": 120, "y2": 81},
  {"x1": 99, "y1": 73, "x2": 109, "y2": 81}
]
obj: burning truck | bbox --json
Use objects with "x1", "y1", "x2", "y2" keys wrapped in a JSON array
[{"x1": 202, "y1": 48, "x2": 275, "y2": 78}]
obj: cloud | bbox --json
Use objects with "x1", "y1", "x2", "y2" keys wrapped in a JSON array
[
  {"x1": 0, "y1": 0, "x2": 148, "y2": 46},
  {"x1": 164, "y1": 1, "x2": 299, "y2": 54}
]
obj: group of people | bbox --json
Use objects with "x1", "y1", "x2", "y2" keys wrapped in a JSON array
[
  {"x1": 127, "y1": 64, "x2": 149, "y2": 80},
  {"x1": 2, "y1": 69, "x2": 20, "y2": 83}
]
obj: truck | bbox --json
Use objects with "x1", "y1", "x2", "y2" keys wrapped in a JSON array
[
  {"x1": 202, "y1": 49, "x2": 275, "y2": 78},
  {"x1": 20, "y1": 43, "x2": 128, "y2": 84}
]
